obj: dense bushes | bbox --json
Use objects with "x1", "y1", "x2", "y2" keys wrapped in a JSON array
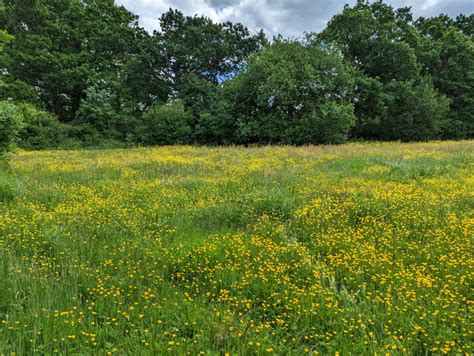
[
  {"x1": 0, "y1": 101, "x2": 23, "y2": 158},
  {"x1": 379, "y1": 80, "x2": 450, "y2": 141},
  {"x1": 75, "y1": 86, "x2": 139, "y2": 144},
  {"x1": 138, "y1": 100, "x2": 192, "y2": 145},
  {"x1": 353, "y1": 78, "x2": 450, "y2": 141},
  {"x1": 16, "y1": 104, "x2": 73, "y2": 150},
  {"x1": 0, "y1": 102, "x2": 81, "y2": 152}
]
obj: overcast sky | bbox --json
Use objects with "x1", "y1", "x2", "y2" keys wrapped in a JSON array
[{"x1": 116, "y1": 0, "x2": 474, "y2": 37}]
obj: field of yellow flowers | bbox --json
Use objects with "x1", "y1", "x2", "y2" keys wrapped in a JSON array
[{"x1": 0, "y1": 142, "x2": 473, "y2": 354}]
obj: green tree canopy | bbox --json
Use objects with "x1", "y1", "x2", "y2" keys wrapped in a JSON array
[
  {"x1": 0, "y1": 0, "x2": 143, "y2": 122},
  {"x1": 318, "y1": 0, "x2": 450, "y2": 141},
  {"x1": 155, "y1": 9, "x2": 266, "y2": 88},
  {"x1": 222, "y1": 40, "x2": 356, "y2": 145},
  {"x1": 415, "y1": 15, "x2": 474, "y2": 138}
]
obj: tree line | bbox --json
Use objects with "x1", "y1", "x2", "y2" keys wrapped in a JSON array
[{"x1": 0, "y1": 0, "x2": 473, "y2": 153}]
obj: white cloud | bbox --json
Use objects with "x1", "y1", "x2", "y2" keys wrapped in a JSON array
[
  {"x1": 420, "y1": 0, "x2": 441, "y2": 11},
  {"x1": 116, "y1": 0, "x2": 474, "y2": 37}
]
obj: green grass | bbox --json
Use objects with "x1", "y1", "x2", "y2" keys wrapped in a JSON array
[{"x1": 0, "y1": 142, "x2": 473, "y2": 354}]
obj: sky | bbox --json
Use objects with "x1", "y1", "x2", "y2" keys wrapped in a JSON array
[{"x1": 115, "y1": 0, "x2": 474, "y2": 38}]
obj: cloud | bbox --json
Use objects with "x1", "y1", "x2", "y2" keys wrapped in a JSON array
[{"x1": 116, "y1": 0, "x2": 474, "y2": 37}]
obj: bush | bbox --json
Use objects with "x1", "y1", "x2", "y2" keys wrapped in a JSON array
[
  {"x1": 381, "y1": 80, "x2": 450, "y2": 142},
  {"x1": 138, "y1": 100, "x2": 192, "y2": 145},
  {"x1": 288, "y1": 102, "x2": 356, "y2": 145},
  {"x1": 353, "y1": 77, "x2": 450, "y2": 141},
  {"x1": 0, "y1": 101, "x2": 23, "y2": 159},
  {"x1": 438, "y1": 119, "x2": 467, "y2": 140},
  {"x1": 195, "y1": 93, "x2": 237, "y2": 145},
  {"x1": 76, "y1": 86, "x2": 139, "y2": 141},
  {"x1": 17, "y1": 103, "x2": 71, "y2": 150}
]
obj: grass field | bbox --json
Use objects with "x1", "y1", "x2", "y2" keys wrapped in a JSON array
[{"x1": 0, "y1": 142, "x2": 473, "y2": 354}]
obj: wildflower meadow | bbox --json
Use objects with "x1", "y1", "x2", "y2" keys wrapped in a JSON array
[{"x1": 0, "y1": 141, "x2": 472, "y2": 354}]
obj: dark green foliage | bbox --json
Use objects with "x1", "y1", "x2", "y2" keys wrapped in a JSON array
[
  {"x1": 225, "y1": 41, "x2": 356, "y2": 145},
  {"x1": 156, "y1": 9, "x2": 266, "y2": 87},
  {"x1": 138, "y1": 100, "x2": 192, "y2": 146},
  {"x1": 415, "y1": 16, "x2": 474, "y2": 139},
  {"x1": 176, "y1": 74, "x2": 240, "y2": 145},
  {"x1": 0, "y1": 101, "x2": 23, "y2": 158},
  {"x1": 75, "y1": 86, "x2": 138, "y2": 142},
  {"x1": 0, "y1": 78, "x2": 38, "y2": 104},
  {"x1": 353, "y1": 77, "x2": 449, "y2": 141},
  {"x1": 0, "y1": 1, "x2": 472, "y2": 147},
  {"x1": 318, "y1": 1, "x2": 421, "y2": 82},
  {"x1": 0, "y1": 0, "x2": 143, "y2": 122},
  {"x1": 379, "y1": 80, "x2": 450, "y2": 141},
  {"x1": 300, "y1": 102, "x2": 356, "y2": 145},
  {"x1": 455, "y1": 14, "x2": 474, "y2": 37},
  {"x1": 176, "y1": 74, "x2": 218, "y2": 134},
  {"x1": 0, "y1": 30, "x2": 38, "y2": 103},
  {"x1": 318, "y1": 0, "x2": 454, "y2": 142},
  {"x1": 16, "y1": 103, "x2": 72, "y2": 150},
  {"x1": 0, "y1": 3, "x2": 267, "y2": 147},
  {"x1": 120, "y1": 34, "x2": 171, "y2": 111},
  {"x1": 195, "y1": 94, "x2": 236, "y2": 145}
]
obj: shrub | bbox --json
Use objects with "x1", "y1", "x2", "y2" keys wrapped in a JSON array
[
  {"x1": 381, "y1": 80, "x2": 450, "y2": 142},
  {"x1": 0, "y1": 101, "x2": 23, "y2": 159},
  {"x1": 138, "y1": 100, "x2": 192, "y2": 146},
  {"x1": 76, "y1": 86, "x2": 139, "y2": 142},
  {"x1": 286, "y1": 102, "x2": 356, "y2": 145},
  {"x1": 195, "y1": 94, "x2": 236, "y2": 145},
  {"x1": 17, "y1": 103, "x2": 70, "y2": 150},
  {"x1": 438, "y1": 119, "x2": 467, "y2": 140},
  {"x1": 353, "y1": 77, "x2": 450, "y2": 141}
]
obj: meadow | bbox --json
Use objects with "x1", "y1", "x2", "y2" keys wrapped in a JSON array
[{"x1": 0, "y1": 141, "x2": 472, "y2": 354}]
